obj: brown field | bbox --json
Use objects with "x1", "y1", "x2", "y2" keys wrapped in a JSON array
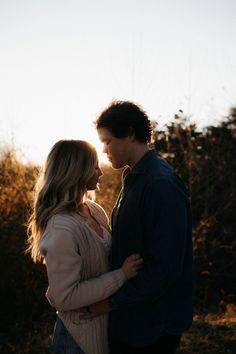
[{"x1": 2, "y1": 313, "x2": 235, "y2": 354}]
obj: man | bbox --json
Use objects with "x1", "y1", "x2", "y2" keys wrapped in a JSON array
[{"x1": 89, "y1": 101, "x2": 194, "y2": 354}]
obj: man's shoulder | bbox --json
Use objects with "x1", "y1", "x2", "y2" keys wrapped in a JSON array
[
  {"x1": 145, "y1": 154, "x2": 174, "y2": 180},
  {"x1": 142, "y1": 156, "x2": 188, "y2": 197}
]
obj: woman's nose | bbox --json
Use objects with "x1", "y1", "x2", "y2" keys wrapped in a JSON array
[{"x1": 98, "y1": 167, "x2": 103, "y2": 177}]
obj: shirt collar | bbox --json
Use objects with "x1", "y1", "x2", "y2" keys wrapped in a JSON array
[
  {"x1": 121, "y1": 149, "x2": 157, "y2": 182},
  {"x1": 131, "y1": 149, "x2": 157, "y2": 174}
]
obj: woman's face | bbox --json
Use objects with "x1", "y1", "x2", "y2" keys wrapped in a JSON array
[{"x1": 86, "y1": 162, "x2": 103, "y2": 190}]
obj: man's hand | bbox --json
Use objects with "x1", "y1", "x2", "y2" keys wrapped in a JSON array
[
  {"x1": 89, "y1": 298, "x2": 112, "y2": 315},
  {"x1": 79, "y1": 298, "x2": 112, "y2": 319}
]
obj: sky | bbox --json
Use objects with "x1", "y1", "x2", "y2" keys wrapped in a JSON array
[{"x1": 0, "y1": 0, "x2": 236, "y2": 165}]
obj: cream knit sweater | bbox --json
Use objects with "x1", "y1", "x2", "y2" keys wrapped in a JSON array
[{"x1": 40, "y1": 200, "x2": 126, "y2": 354}]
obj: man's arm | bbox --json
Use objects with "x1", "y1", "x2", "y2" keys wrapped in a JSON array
[{"x1": 78, "y1": 299, "x2": 112, "y2": 318}]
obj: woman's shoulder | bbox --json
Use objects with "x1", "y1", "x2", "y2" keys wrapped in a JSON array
[
  {"x1": 85, "y1": 200, "x2": 109, "y2": 227},
  {"x1": 47, "y1": 213, "x2": 82, "y2": 233},
  {"x1": 40, "y1": 214, "x2": 79, "y2": 255},
  {"x1": 85, "y1": 199, "x2": 106, "y2": 215}
]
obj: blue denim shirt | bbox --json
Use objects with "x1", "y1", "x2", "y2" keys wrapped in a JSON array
[{"x1": 109, "y1": 149, "x2": 194, "y2": 346}]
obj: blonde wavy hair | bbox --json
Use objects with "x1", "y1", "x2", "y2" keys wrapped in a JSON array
[{"x1": 27, "y1": 140, "x2": 97, "y2": 262}]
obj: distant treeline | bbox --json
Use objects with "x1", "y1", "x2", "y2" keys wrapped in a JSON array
[{"x1": 0, "y1": 107, "x2": 236, "y2": 352}]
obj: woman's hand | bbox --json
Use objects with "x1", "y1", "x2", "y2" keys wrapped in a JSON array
[{"x1": 121, "y1": 253, "x2": 143, "y2": 279}]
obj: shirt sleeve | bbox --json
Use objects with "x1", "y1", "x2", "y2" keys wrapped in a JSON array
[
  {"x1": 110, "y1": 178, "x2": 192, "y2": 309},
  {"x1": 43, "y1": 221, "x2": 126, "y2": 311}
]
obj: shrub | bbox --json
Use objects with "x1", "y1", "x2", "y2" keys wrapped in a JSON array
[
  {"x1": 152, "y1": 108, "x2": 236, "y2": 311},
  {"x1": 0, "y1": 148, "x2": 54, "y2": 351}
]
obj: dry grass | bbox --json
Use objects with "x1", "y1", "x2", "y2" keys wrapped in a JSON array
[
  {"x1": 178, "y1": 311, "x2": 236, "y2": 354},
  {"x1": 2, "y1": 311, "x2": 235, "y2": 354}
]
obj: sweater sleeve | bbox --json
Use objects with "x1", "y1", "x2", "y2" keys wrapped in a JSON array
[{"x1": 41, "y1": 220, "x2": 126, "y2": 311}]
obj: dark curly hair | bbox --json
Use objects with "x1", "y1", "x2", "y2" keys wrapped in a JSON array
[{"x1": 95, "y1": 100, "x2": 152, "y2": 143}]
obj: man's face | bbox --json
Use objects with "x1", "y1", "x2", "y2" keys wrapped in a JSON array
[{"x1": 98, "y1": 127, "x2": 133, "y2": 169}]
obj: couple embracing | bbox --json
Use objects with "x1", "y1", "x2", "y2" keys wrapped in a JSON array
[{"x1": 27, "y1": 101, "x2": 194, "y2": 354}]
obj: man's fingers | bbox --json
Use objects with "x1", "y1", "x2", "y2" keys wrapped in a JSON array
[
  {"x1": 79, "y1": 315, "x2": 94, "y2": 320},
  {"x1": 130, "y1": 253, "x2": 142, "y2": 260},
  {"x1": 78, "y1": 306, "x2": 96, "y2": 320},
  {"x1": 132, "y1": 258, "x2": 144, "y2": 266}
]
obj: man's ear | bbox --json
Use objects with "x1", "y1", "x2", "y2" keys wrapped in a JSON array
[
  {"x1": 128, "y1": 127, "x2": 136, "y2": 142},
  {"x1": 130, "y1": 134, "x2": 136, "y2": 142}
]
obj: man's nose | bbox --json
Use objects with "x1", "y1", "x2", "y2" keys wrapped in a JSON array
[{"x1": 103, "y1": 145, "x2": 108, "y2": 154}]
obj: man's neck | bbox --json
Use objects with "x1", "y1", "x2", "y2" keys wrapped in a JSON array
[{"x1": 129, "y1": 144, "x2": 149, "y2": 169}]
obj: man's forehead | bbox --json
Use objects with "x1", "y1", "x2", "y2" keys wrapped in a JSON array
[{"x1": 98, "y1": 127, "x2": 113, "y2": 140}]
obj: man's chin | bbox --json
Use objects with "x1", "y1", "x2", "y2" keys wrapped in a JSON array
[
  {"x1": 107, "y1": 158, "x2": 124, "y2": 169},
  {"x1": 111, "y1": 163, "x2": 123, "y2": 170}
]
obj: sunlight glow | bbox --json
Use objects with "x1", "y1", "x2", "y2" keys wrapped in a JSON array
[{"x1": 0, "y1": 0, "x2": 236, "y2": 165}]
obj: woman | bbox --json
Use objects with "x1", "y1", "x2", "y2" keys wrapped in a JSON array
[{"x1": 27, "y1": 140, "x2": 142, "y2": 354}]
